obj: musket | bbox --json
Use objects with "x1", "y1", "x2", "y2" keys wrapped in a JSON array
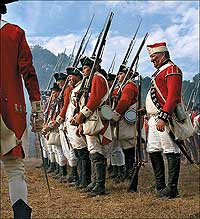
[
  {"x1": 186, "y1": 79, "x2": 199, "y2": 110},
  {"x1": 128, "y1": 74, "x2": 143, "y2": 192},
  {"x1": 46, "y1": 48, "x2": 66, "y2": 91},
  {"x1": 112, "y1": 33, "x2": 149, "y2": 109},
  {"x1": 107, "y1": 53, "x2": 116, "y2": 74},
  {"x1": 84, "y1": 11, "x2": 114, "y2": 104},
  {"x1": 81, "y1": 32, "x2": 92, "y2": 56},
  {"x1": 44, "y1": 92, "x2": 53, "y2": 123},
  {"x1": 108, "y1": 20, "x2": 143, "y2": 98},
  {"x1": 73, "y1": 14, "x2": 95, "y2": 67},
  {"x1": 58, "y1": 49, "x2": 67, "y2": 73},
  {"x1": 33, "y1": 114, "x2": 51, "y2": 197},
  {"x1": 75, "y1": 32, "x2": 92, "y2": 67},
  {"x1": 122, "y1": 18, "x2": 142, "y2": 66},
  {"x1": 92, "y1": 9, "x2": 111, "y2": 58},
  {"x1": 167, "y1": 128, "x2": 199, "y2": 169},
  {"x1": 68, "y1": 41, "x2": 77, "y2": 66},
  {"x1": 191, "y1": 80, "x2": 200, "y2": 110}
]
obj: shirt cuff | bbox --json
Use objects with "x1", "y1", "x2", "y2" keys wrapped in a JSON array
[{"x1": 81, "y1": 106, "x2": 93, "y2": 118}]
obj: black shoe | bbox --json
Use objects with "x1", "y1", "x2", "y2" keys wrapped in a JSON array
[{"x1": 12, "y1": 199, "x2": 32, "y2": 219}]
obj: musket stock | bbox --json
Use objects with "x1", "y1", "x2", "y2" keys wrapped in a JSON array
[{"x1": 128, "y1": 74, "x2": 143, "y2": 192}]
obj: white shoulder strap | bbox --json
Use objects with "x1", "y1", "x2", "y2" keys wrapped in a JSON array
[
  {"x1": 152, "y1": 78, "x2": 166, "y2": 103},
  {"x1": 0, "y1": 20, "x2": 8, "y2": 29}
]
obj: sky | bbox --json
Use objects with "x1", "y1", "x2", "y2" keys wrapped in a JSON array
[{"x1": 4, "y1": 0, "x2": 199, "y2": 81}]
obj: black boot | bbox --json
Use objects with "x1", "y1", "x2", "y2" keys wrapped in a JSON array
[
  {"x1": 58, "y1": 165, "x2": 68, "y2": 183},
  {"x1": 109, "y1": 165, "x2": 118, "y2": 180},
  {"x1": 159, "y1": 153, "x2": 181, "y2": 199},
  {"x1": 46, "y1": 162, "x2": 56, "y2": 174},
  {"x1": 52, "y1": 163, "x2": 60, "y2": 178},
  {"x1": 113, "y1": 165, "x2": 126, "y2": 183},
  {"x1": 68, "y1": 166, "x2": 79, "y2": 184},
  {"x1": 82, "y1": 159, "x2": 96, "y2": 192},
  {"x1": 90, "y1": 153, "x2": 106, "y2": 196},
  {"x1": 77, "y1": 148, "x2": 91, "y2": 189},
  {"x1": 149, "y1": 152, "x2": 166, "y2": 193},
  {"x1": 123, "y1": 148, "x2": 135, "y2": 178},
  {"x1": 44, "y1": 157, "x2": 49, "y2": 170},
  {"x1": 12, "y1": 199, "x2": 32, "y2": 219}
]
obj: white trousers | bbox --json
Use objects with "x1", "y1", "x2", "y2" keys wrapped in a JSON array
[
  {"x1": 86, "y1": 135, "x2": 106, "y2": 156},
  {"x1": 40, "y1": 135, "x2": 48, "y2": 158},
  {"x1": 66, "y1": 122, "x2": 87, "y2": 149},
  {"x1": 104, "y1": 138, "x2": 125, "y2": 166},
  {"x1": 1, "y1": 156, "x2": 27, "y2": 205},
  {"x1": 147, "y1": 116, "x2": 180, "y2": 153},
  {"x1": 59, "y1": 130, "x2": 78, "y2": 167}
]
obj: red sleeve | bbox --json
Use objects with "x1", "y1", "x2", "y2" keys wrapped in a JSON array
[
  {"x1": 115, "y1": 82, "x2": 138, "y2": 116},
  {"x1": 86, "y1": 75, "x2": 107, "y2": 112},
  {"x1": 163, "y1": 74, "x2": 182, "y2": 114},
  {"x1": 18, "y1": 29, "x2": 41, "y2": 102},
  {"x1": 59, "y1": 85, "x2": 73, "y2": 119}
]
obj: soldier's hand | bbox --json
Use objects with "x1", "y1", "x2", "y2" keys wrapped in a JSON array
[
  {"x1": 156, "y1": 119, "x2": 166, "y2": 132},
  {"x1": 75, "y1": 112, "x2": 86, "y2": 125},
  {"x1": 76, "y1": 124, "x2": 83, "y2": 137},
  {"x1": 70, "y1": 117, "x2": 78, "y2": 126}
]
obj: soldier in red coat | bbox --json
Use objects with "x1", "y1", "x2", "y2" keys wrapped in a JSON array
[
  {"x1": 75, "y1": 56, "x2": 112, "y2": 196},
  {"x1": 146, "y1": 42, "x2": 182, "y2": 198},
  {"x1": 111, "y1": 64, "x2": 138, "y2": 181},
  {"x1": 0, "y1": 1, "x2": 43, "y2": 218}
]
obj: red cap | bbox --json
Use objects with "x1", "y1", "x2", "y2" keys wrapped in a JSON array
[{"x1": 147, "y1": 42, "x2": 168, "y2": 56}]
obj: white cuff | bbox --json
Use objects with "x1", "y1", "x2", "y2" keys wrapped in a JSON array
[
  {"x1": 31, "y1": 101, "x2": 42, "y2": 112},
  {"x1": 112, "y1": 111, "x2": 122, "y2": 121},
  {"x1": 56, "y1": 115, "x2": 64, "y2": 124},
  {"x1": 81, "y1": 106, "x2": 93, "y2": 118}
]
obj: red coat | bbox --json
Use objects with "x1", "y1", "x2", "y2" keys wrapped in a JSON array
[
  {"x1": 0, "y1": 22, "x2": 40, "y2": 156},
  {"x1": 59, "y1": 85, "x2": 73, "y2": 119},
  {"x1": 154, "y1": 62, "x2": 182, "y2": 114},
  {"x1": 112, "y1": 81, "x2": 138, "y2": 116},
  {"x1": 86, "y1": 74, "x2": 108, "y2": 111}
]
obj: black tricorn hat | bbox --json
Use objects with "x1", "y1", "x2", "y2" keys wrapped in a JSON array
[
  {"x1": 99, "y1": 68, "x2": 107, "y2": 79},
  {"x1": 119, "y1": 64, "x2": 129, "y2": 74},
  {"x1": 66, "y1": 66, "x2": 83, "y2": 79},
  {"x1": 2, "y1": 0, "x2": 18, "y2": 3},
  {"x1": 107, "y1": 73, "x2": 116, "y2": 81},
  {"x1": 53, "y1": 72, "x2": 68, "y2": 82},
  {"x1": 44, "y1": 90, "x2": 51, "y2": 97},
  {"x1": 79, "y1": 56, "x2": 95, "y2": 68},
  {"x1": 0, "y1": 0, "x2": 18, "y2": 14},
  {"x1": 51, "y1": 83, "x2": 61, "y2": 92}
]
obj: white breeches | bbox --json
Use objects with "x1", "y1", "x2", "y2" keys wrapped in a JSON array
[
  {"x1": 47, "y1": 144, "x2": 55, "y2": 162},
  {"x1": 85, "y1": 135, "x2": 106, "y2": 156},
  {"x1": 40, "y1": 135, "x2": 48, "y2": 158},
  {"x1": 53, "y1": 144, "x2": 67, "y2": 166},
  {"x1": 66, "y1": 123, "x2": 87, "y2": 150},
  {"x1": 59, "y1": 130, "x2": 78, "y2": 167},
  {"x1": 1, "y1": 156, "x2": 27, "y2": 205},
  {"x1": 147, "y1": 116, "x2": 180, "y2": 154},
  {"x1": 104, "y1": 138, "x2": 125, "y2": 166}
]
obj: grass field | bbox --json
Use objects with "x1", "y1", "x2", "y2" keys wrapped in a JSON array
[{"x1": 1, "y1": 158, "x2": 199, "y2": 219}]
